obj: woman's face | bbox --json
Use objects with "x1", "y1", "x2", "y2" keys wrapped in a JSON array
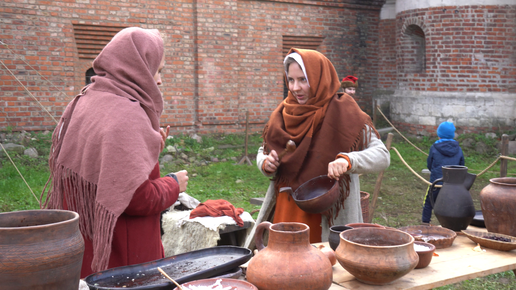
[
  {"x1": 344, "y1": 87, "x2": 356, "y2": 96},
  {"x1": 287, "y1": 62, "x2": 311, "y2": 105},
  {"x1": 153, "y1": 54, "x2": 165, "y2": 86}
]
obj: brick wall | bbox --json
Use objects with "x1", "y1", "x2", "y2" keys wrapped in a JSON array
[
  {"x1": 0, "y1": 0, "x2": 385, "y2": 134},
  {"x1": 397, "y1": 5, "x2": 516, "y2": 93}
]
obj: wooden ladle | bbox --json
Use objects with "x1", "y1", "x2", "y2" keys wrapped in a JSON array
[
  {"x1": 157, "y1": 267, "x2": 184, "y2": 290},
  {"x1": 278, "y1": 140, "x2": 296, "y2": 161}
]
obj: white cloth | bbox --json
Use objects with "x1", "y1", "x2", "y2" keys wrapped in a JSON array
[{"x1": 162, "y1": 209, "x2": 255, "y2": 256}]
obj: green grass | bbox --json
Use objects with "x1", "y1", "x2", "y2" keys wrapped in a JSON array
[{"x1": 1, "y1": 130, "x2": 515, "y2": 289}]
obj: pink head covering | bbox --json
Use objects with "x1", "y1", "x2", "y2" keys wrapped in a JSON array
[{"x1": 43, "y1": 27, "x2": 165, "y2": 272}]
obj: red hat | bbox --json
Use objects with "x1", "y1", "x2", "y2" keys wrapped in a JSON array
[{"x1": 341, "y1": 75, "x2": 358, "y2": 88}]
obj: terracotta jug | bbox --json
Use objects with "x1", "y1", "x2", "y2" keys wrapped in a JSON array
[
  {"x1": 246, "y1": 222, "x2": 332, "y2": 290},
  {"x1": 480, "y1": 177, "x2": 516, "y2": 237},
  {"x1": 0, "y1": 210, "x2": 84, "y2": 290},
  {"x1": 429, "y1": 165, "x2": 476, "y2": 231}
]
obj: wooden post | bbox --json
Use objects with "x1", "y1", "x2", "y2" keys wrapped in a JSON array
[
  {"x1": 369, "y1": 132, "x2": 393, "y2": 223},
  {"x1": 238, "y1": 111, "x2": 252, "y2": 166},
  {"x1": 500, "y1": 134, "x2": 508, "y2": 177},
  {"x1": 373, "y1": 100, "x2": 377, "y2": 127}
]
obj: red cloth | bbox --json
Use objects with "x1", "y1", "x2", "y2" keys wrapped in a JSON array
[
  {"x1": 76, "y1": 163, "x2": 179, "y2": 278},
  {"x1": 190, "y1": 200, "x2": 244, "y2": 227}
]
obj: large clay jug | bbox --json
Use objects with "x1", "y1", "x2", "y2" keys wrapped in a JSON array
[
  {"x1": 246, "y1": 222, "x2": 332, "y2": 290},
  {"x1": 0, "y1": 209, "x2": 85, "y2": 290},
  {"x1": 480, "y1": 177, "x2": 516, "y2": 237},
  {"x1": 429, "y1": 165, "x2": 476, "y2": 231}
]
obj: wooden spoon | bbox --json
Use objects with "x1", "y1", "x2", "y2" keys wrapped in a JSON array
[
  {"x1": 278, "y1": 140, "x2": 296, "y2": 161},
  {"x1": 157, "y1": 267, "x2": 184, "y2": 290}
]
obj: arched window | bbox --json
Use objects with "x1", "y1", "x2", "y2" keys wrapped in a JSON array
[
  {"x1": 400, "y1": 25, "x2": 426, "y2": 73},
  {"x1": 85, "y1": 68, "x2": 96, "y2": 85}
]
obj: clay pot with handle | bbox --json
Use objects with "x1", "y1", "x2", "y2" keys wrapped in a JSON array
[{"x1": 246, "y1": 222, "x2": 333, "y2": 290}]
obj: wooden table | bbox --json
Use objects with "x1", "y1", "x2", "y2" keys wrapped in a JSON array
[{"x1": 324, "y1": 226, "x2": 516, "y2": 290}]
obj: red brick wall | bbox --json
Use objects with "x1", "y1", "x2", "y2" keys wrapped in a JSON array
[
  {"x1": 0, "y1": 0, "x2": 384, "y2": 134},
  {"x1": 397, "y1": 5, "x2": 516, "y2": 93},
  {"x1": 377, "y1": 18, "x2": 396, "y2": 90}
]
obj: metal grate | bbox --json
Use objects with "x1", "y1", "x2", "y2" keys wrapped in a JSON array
[{"x1": 72, "y1": 23, "x2": 127, "y2": 59}]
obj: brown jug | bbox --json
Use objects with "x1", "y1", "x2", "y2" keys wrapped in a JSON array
[
  {"x1": 480, "y1": 177, "x2": 516, "y2": 237},
  {"x1": 246, "y1": 222, "x2": 332, "y2": 290},
  {"x1": 0, "y1": 210, "x2": 84, "y2": 290}
]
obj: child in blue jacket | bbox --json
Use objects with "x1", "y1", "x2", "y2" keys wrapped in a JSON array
[{"x1": 422, "y1": 121, "x2": 465, "y2": 225}]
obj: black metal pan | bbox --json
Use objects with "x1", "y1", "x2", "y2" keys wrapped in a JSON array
[
  {"x1": 85, "y1": 246, "x2": 252, "y2": 290},
  {"x1": 470, "y1": 210, "x2": 485, "y2": 228}
]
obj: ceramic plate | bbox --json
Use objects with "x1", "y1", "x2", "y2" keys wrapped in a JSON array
[{"x1": 461, "y1": 230, "x2": 516, "y2": 251}]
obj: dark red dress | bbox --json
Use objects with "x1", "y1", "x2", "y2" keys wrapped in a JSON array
[{"x1": 78, "y1": 163, "x2": 179, "y2": 278}]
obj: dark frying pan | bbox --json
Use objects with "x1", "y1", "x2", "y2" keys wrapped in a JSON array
[{"x1": 470, "y1": 210, "x2": 485, "y2": 228}]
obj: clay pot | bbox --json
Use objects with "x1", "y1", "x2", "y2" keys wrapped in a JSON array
[
  {"x1": 317, "y1": 245, "x2": 337, "y2": 266},
  {"x1": 413, "y1": 241, "x2": 435, "y2": 269},
  {"x1": 429, "y1": 165, "x2": 476, "y2": 231},
  {"x1": 480, "y1": 177, "x2": 516, "y2": 237},
  {"x1": 328, "y1": 225, "x2": 353, "y2": 251},
  {"x1": 335, "y1": 228, "x2": 418, "y2": 285},
  {"x1": 247, "y1": 222, "x2": 333, "y2": 290},
  {"x1": 0, "y1": 210, "x2": 84, "y2": 290}
]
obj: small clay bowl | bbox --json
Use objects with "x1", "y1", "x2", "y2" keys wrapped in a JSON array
[
  {"x1": 291, "y1": 175, "x2": 340, "y2": 214},
  {"x1": 413, "y1": 241, "x2": 436, "y2": 269},
  {"x1": 173, "y1": 278, "x2": 258, "y2": 290},
  {"x1": 398, "y1": 225, "x2": 457, "y2": 249},
  {"x1": 329, "y1": 225, "x2": 353, "y2": 251},
  {"x1": 345, "y1": 223, "x2": 386, "y2": 229}
]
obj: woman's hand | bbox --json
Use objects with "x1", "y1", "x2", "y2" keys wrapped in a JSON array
[
  {"x1": 160, "y1": 125, "x2": 170, "y2": 152},
  {"x1": 174, "y1": 170, "x2": 189, "y2": 193},
  {"x1": 328, "y1": 157, "x2": 349, "y2": 180},
  {"x1": 263, "y1": 150, "x2": 280, "y2": 173}
]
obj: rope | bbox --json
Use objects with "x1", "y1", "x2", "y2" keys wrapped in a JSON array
[
  {"x1": 0, "y1": 59, "x2": 58, "y2": 124},
  {"x1": 390, "y1": 146, "x2": 440, "y2": 187},
  {"x1": 1, "y1": 41, "x2": 71, "y2": 103},
  {"x1": 376, "y1": 105, "x2": 428, "y2": 156},
  {"x1": 0, "y1": 143, "x2": 41, "y2": 206}
]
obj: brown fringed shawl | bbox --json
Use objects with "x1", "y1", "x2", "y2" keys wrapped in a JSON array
[
  {"x1": 41, "y1": 27, "x2": 164, "y2": 272},
  {"x1": 262, "y1": 48, "x2": 378, "y2": 224}
]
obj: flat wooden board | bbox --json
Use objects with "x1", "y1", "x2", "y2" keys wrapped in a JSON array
[{"x1": 319, "y1": 226, "x2": 516, "y2": 290}]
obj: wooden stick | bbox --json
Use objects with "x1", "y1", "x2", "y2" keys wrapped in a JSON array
[
  {"x1": 157, "y1": 267, "x2": 184, "y2": 290},
  {"x1": 500, "y1": 134, "x2": 508, "y2": 177},
  {"x1": 238, "y1": 111, "x2": 252, "y2": 166},
  {"x1": 369, "y1": 133, "x2": 393, "y2": 223}
]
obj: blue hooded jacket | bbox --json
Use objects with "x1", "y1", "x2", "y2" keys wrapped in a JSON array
[{"x1": 427, "y1": 140, "x2": 465, "y2": 184}]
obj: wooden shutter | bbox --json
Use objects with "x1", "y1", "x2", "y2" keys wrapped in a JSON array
[
  {"x1": 72, "y1": 23, "x2": 127, "y2": 59},
  {"x1": 282, "y1": 35, "x2": 325, "y2": 56}
]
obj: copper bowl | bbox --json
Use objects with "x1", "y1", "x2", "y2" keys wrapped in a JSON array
[{"x1": 289, "y1": 175, "x2": 340, "y2": 214}]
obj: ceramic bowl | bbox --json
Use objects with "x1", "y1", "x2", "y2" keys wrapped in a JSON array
[
  {"x1": 345, "y1": 223, "x2": 386, "y2": 229},
  {"x1": 398, "y1": 225, "x2": 457, "y2": 249},
  {"x1": 461, "y1": 230, "x2": 516, "y2": 251},
  {"x1": 173, "y1": 278, "x2": 258, "y2": 290},
  {"x1": 413, "y1": 241, "x2": 436, "y2": 269},
  {"x1": 291, "y1": 175, "x2": 340, "y2": 214},
  {"x1": 328, "y1": 225, "x2": 353, "y2": 251},
  {"x1": 335, "y1": 228, "x2": 419, "y2": 285}
]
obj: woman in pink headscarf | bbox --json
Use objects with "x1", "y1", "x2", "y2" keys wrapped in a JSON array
[{"x1": 42, "y1": 27, "x2": 188, "y2": 278}]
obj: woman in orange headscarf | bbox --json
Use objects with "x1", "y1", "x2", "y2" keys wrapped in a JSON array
[{"x1": 246, "y1": 48, "x2": 390, "y2": 244}]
